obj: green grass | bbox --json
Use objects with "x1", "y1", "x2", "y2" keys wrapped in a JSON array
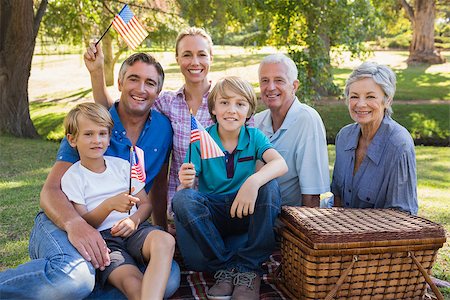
[
  {"x1": 1, "y1": 135, "x2": 448, "y2": 294},
  {"x1": 333, "y1": 66, "x2": 450, "y2": 101},
  {"x1": 314, "y1": 103, "x2": 450, "y2": 144}
]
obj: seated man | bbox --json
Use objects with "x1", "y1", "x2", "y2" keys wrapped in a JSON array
[{"x1": 0, "y1": 53, "x2": 180, "y2": 299}]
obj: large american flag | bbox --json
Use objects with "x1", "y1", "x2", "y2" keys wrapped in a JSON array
[
  {"x1": 112, "y1": 4, "x2": 148, "y2": 50},
  {"x1": 190, "y1": 115, "x2": 224, "y2": 159},
  {"x1": 130, "y1": 146, "x2": 146, "y2": 183}
]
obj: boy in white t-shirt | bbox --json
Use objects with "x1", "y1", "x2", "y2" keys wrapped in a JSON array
[{"x1": 61, "y1": 103, "x2": 175, "y2": 300}]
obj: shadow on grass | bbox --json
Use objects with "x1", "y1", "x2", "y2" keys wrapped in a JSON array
[
  {"x1": 34, "y1": 88, "x2": 93, "y2": 103},
  {"x1": 332, "y1": 66, "x2": 450, "y2": 100}
]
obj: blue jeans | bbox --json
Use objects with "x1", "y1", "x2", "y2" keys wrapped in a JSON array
[
  {"x1": 0, "y1": 212, "x2": 180, "y2": 299},
  {"x1": 172, "y1": 179, "x2": 281, "y2": 274}
]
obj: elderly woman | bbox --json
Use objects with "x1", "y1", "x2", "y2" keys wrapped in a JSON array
[{"x1": 331, "y1": 62, "x2": 418, "y2": 214}]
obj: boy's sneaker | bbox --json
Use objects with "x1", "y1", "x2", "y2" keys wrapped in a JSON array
[
  {"x1": 206, "y1": 269, "x2": 236, "y2": 300},
  {"x1": 231, "y1": 272, "x2": 260, "y2": 300}
]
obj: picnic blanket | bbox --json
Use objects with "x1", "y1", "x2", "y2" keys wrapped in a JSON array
[{"x1": 169, "y1": 252, "x2": 288, "y2": 300}]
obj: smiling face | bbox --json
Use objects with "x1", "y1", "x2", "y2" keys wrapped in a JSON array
[
  {"x1": 348, "y1": 77, "x2": 388, "y2": 128},
  {"x1": 259, "y1": 62, "x2": 299, "y2": 114},
  {"x1": 212, "y1": 90, "x2": 250, "y2": 135},
  {"x1": 118, "y1": 61, "x2": 160, "y2": 117},
  {"x1": 67, "y1": 115, "x2": 110, "y2": 162},
  {"x1": 176, "y1": 35, "x2": 212, "y2": 85}
]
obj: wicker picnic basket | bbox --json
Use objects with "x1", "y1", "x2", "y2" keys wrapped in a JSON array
[{"x1": 277, "y1": 207, "x2": 447, "y2": 300}]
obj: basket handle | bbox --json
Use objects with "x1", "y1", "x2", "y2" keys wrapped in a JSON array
[
  {"x1": 408, "y1": 251, "x2": 444, "y2": 300},
  {"x1": 324, "y1": 255, "x2": 358, "y2": 300}
]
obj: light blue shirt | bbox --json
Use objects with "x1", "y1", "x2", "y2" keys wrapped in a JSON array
[
  {"x1": 186, "y1": 124, "x2": 272, "y2": 195},
  {"x1": 255, "y1": 99, "x2": 330, "y2": 206},
  {"x1": 331, "y1": 116, "x2": 418, "y2": 214},
  {"x1": 56, "y1": 102, "x2": 173, "y2": 193}
]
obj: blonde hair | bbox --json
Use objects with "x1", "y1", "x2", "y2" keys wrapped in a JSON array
[
  {"x1": 207, "y1": 76, "x2": 257, "y2": 123},
  {"x1": 64, "y1": 102, "x2": 114, "y2": 138},
  {"x1": 175, "y1": 27, "x2": 213, "y2": 57}
]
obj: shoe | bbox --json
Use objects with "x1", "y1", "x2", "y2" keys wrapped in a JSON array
[
  {"x1": 206, "y1": 269, "x2": 237, "y2": 300},
  {"x1": 231, "y1": 272, "x2": 260, "y2": 300}
]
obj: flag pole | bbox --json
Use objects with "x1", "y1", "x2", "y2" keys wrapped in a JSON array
[
  {"x1": 188, "y1": 110, "x2": 193, "y2": 163},
  {"x1": 128, "y1": 146, "x2": 133, "y2": 215},
  {"x1": 95, "y1": 22, "x2": 113, "y2": 47},
  {"x1": 94, "y1": 4, "x2": 128, "y2": 46}
]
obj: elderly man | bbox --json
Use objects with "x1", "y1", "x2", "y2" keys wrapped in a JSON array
[{"x1": 255, "y1": 53, "x2": 330, "y2": 207}]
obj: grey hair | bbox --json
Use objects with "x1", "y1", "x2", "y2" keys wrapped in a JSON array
[
  {"x1": 258, "y1": 53, "x2": 298, "y2": 84},
  {"x1": 344, "y1": 61, "x2": 396, "y2": 116}
]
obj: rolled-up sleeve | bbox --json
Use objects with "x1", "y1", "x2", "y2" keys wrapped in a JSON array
[{"x1": 385, "y1": 146, "x2": 418, "y2": 215}]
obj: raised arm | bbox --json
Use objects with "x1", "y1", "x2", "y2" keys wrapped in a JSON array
[
  {"x1": 40, "y1": 161, "x2": 110, "y2": 270},
  {"x1": 83, "y1": 43, "x2": 114, "y2": 108},
  {"x1": 231, "y1": 148, "x2": 287, "y2": 218}
]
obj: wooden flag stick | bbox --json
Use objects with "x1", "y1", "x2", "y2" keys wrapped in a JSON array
[{"x1": 128, "y1": 146, "x2": 133, "y2": 215}]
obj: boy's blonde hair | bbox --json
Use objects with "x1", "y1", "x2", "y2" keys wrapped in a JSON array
[
  {"x1": 207, "y1": 76, "x2": 257, "y2": 123},
  {"x1": 64, "y1": 102, "x2": 114, "y2": 138},
  {"x1": 175, "y1": 27, "x2": 213, "y2": 57}
]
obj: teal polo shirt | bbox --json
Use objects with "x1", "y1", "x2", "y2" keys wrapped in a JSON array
[{"x1": 185, "y1": 124, "x2": 272, "y2": 195}]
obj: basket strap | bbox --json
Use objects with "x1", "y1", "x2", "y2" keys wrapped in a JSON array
[
  {"x1": 324, "y1": 255, "x2": 358, "y2": 300},
  {"x1": 408, "y1": 251, "x2": 444, "y2": 300}
]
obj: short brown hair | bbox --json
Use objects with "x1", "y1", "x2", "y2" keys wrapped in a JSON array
[
  {"x1": 175, "y1": 27, "x2": 213, "y2": 57},
  {"x1": 207, "y1": 76, "x2": 257, "y2": 123},
  {"x1": 118, "y1": 53, "x2": 165, "y2": 93},
  {"x1": 64, "y1": 102, "x2": 114, "y2": 138}
]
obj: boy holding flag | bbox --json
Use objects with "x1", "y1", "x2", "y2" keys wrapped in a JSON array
[
  {"x1": 61, "y1": 103, "x2": 174, "y2": 300},
  {"x1": 173, "y1": 76, "x2": 287, "y2": 300}
]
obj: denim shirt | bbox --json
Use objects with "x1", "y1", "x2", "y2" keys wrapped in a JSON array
[{"x1": 331, "y1": 116, "x2": 418, "y2": 214}]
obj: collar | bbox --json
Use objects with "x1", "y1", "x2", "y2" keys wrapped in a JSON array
[
  {"x1": 345, "y1": 116, "x2": 391, "y2": 165},
  {"x1": 208, "y1": 123, "x2": 250, "y2": 151},
  {"x1": 176, "y1": 82, "x2": 212, "y2": 99},
  {"x1": 260, "y1": 97, "x2": 301, "y2": 135},
  {"x1": 109, "y1": 101, "x2": 152, "y2": 136}
]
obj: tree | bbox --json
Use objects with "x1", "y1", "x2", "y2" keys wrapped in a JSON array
[
  {"x1": 177, "y1": 0, "x2": 378, "y2": 100},
  {"x1": 41, "y1": 0, "x2": 182, "y2": 86},
  {"x1": 0, "y1": 0, "x2": 47, "y2": 138},
  {"x1": 400, "y1": 0, "x2": 446, "y2": 64}
]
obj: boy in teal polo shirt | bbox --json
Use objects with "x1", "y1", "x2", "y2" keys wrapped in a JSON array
[{"x1": 172, "y1": 76, "x2": 287, "y2": 300}]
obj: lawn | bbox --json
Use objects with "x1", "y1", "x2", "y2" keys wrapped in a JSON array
[
  {"x1": 1, "y1": 47, "x2": 448, "y2": 295},
  {"x1": 1, "y1": 135, "x2": 449, "y2": 293}
]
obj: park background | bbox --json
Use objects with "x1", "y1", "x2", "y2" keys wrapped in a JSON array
[{"x1": 1, "y1": 0, "x2": 449, "y2": 297}]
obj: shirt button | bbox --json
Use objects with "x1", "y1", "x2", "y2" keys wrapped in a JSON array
[
  {"x1": 366, "y1": 197, "x2": 370, "y2": 201},
  {"x1": 345, "y1": 202, "x2": 350, "y2": 206},
  {"x1": 348, "y1": 189, "x2": 352, "y2": 193}
]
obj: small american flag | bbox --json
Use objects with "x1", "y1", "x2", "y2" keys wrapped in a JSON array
[
  {"x1": 130, "y1": 146, "x2": 146, "y2": 183},
  {"x1": 112, "y1": 4, "x2": 148, "y2": 50},
  {"x1": 190, "y1": 115, "x2": 224, "y2": 159}
]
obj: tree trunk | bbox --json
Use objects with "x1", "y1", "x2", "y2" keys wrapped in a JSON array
[
  {"x1": 103, "y1": 33, "x2": 114, "y2": 86},
  {"x1": 407, "y1": 0, "x2": 446, "y2": 64},
  {"x1": 0, "y1": 0, "x2": 47, "y2": 138}
]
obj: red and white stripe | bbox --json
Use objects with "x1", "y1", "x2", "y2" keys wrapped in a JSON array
[{"x1": 112, "y1": 16, "x2": 148, "y2": 50}]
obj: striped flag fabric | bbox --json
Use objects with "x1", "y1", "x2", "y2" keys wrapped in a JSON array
[
  {"x1": 130, "y1": 146, "x2": 146, "y2": 183},
  {"x1": 190, "y1": 115, "x2": 224, "y2": 159},
  {"x1": 112, "y1": 4, "x2": 148, "y2": 50}
]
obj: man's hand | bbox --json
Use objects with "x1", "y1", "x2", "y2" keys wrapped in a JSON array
[
  {"x1": 230, "y1": 177, "x2": 258, "y2": 218},
  {"x1": 66, "y1": 218, "x2": 110, "y2": 270},
  {"x1": 111, "y1": 217, "x2": 138, "y2": 238},
  {"x1": 83, "y1": 43, "x2": 104, "y2": 74}
]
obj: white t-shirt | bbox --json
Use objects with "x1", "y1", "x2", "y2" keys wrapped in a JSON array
[
  {"x1": 255, "y1": 99, "x2": 330, "y2": 206},
  {"x1": 61, "y1": 156, "x2": 145, "y2": 231}
]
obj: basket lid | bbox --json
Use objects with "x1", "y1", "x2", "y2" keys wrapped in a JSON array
[{"x1": 280, "y1": 207, "x2": 446, "y2": 249}]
